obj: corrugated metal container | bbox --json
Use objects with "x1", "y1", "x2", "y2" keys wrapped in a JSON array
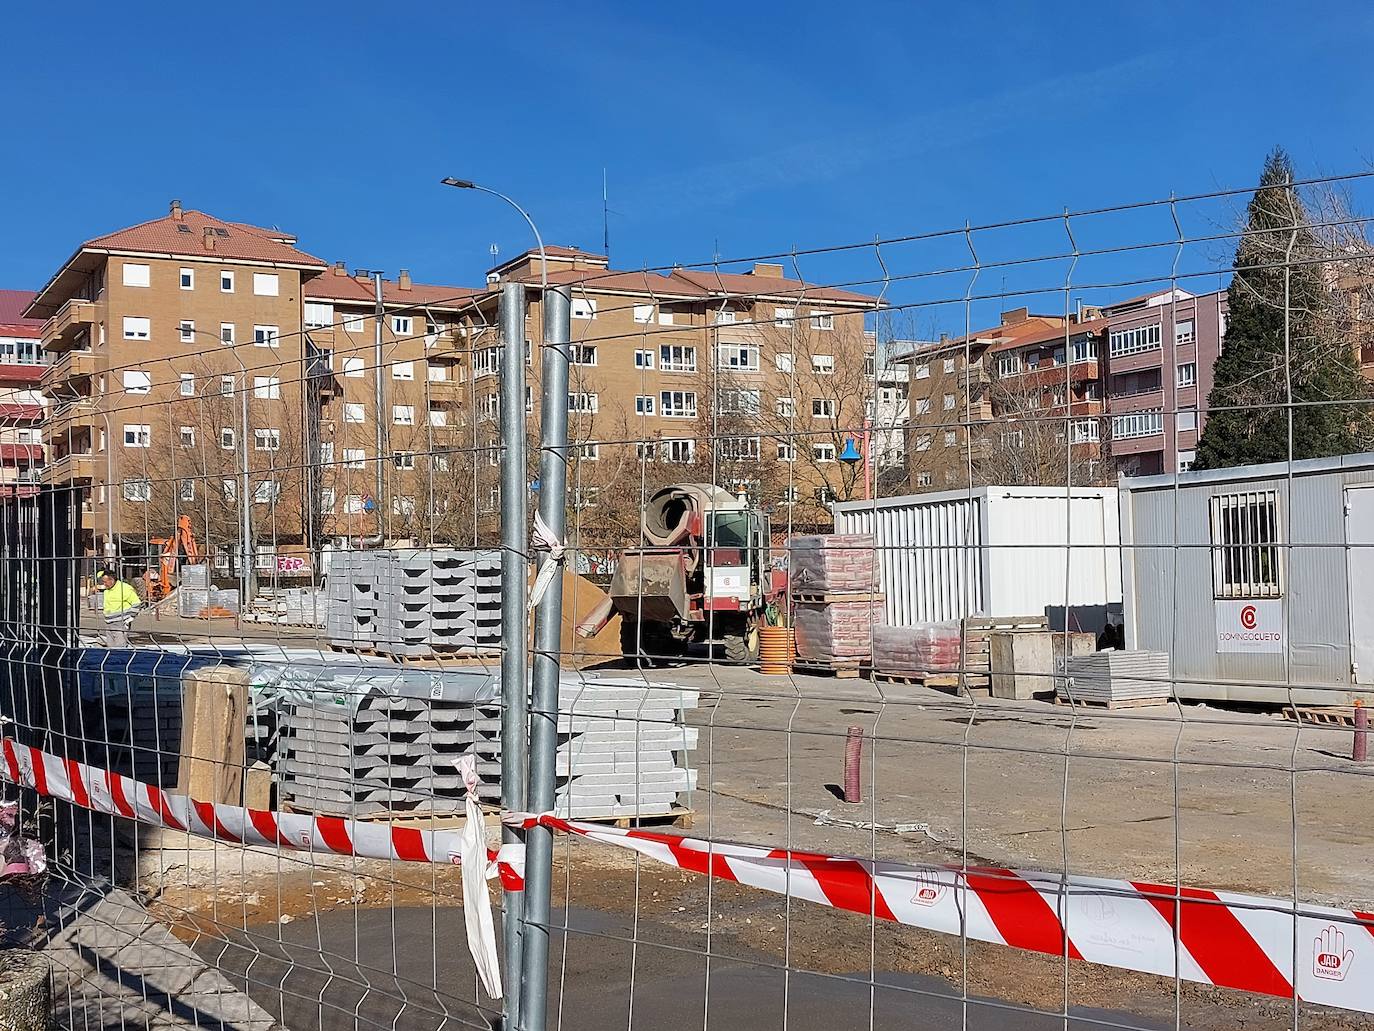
[
  {"x1": 831, "y1": 486, "x2": 1121, "y2": 632},
  {"x1": 1119, "y1": 452, "x2": 1374, "y2": 705}
]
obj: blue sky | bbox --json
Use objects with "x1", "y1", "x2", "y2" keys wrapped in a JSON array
[{"x1": 4, "y1": 1, "x2": 1372, "y2": 334}]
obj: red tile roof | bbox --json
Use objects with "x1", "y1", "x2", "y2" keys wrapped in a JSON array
[
  {"x1": 85, "y1": 209, "x2": 327, "y2": 267},
  {"x1": 503, "y1": 265, "x2": 880, "y2": 307},
  {"x1": 305, "y1": 273, "x2": 482, "y2": 310},
  {"x1": 673, "y1": 268, "x2": 879, "y2": 307},
  {"x1": 993, "y1": 317, "x2": 1107, "y2": 352},
  {"x1": 0, "y1": 290, "x2": 42, "y2": 336}
]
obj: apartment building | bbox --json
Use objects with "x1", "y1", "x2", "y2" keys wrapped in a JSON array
[
  {"x1": 301, "y1": 265, "x2": 479, "y2": 541},
  {"x1": 0, "y1": 290, "x2": 47, "y2": 494},
  {"x1": 458, "y1": 247, "x2": 882, "y2": 522},
  {"x1": 27, "y1": 202, "x2": 328, "y2": 563},
  {"x1": 1101, "y1": 288, "x2": 1227, "y2": 475}
]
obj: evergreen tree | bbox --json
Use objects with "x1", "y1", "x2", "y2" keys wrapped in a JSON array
[{"x1": 1193, "y1": 148, "x2": 1371, "y2": 470}]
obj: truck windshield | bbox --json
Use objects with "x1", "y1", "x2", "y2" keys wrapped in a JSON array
[{"x1": 710, "y1": 513, "x2": 751, "y2": 549}]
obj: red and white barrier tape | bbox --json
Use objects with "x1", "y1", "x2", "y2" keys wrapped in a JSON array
[
  {"x1": 7, "y1": 736, "x2": 1373, "y2": 1014},
  {"x1": 506, "y1": 812, "x2": 1374, "y2": 1016}
]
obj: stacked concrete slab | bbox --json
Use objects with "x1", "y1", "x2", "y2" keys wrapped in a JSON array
[
  {"x1": 272, "y1": 666, "x2": 697, "y2": 819},
  {"x1": 326, "y1": 548, "x2": 502, "y2": 657}
]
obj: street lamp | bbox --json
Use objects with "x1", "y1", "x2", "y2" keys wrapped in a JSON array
[{"x1": 440, "y1": 178, "x2": 548, "y2": 289}]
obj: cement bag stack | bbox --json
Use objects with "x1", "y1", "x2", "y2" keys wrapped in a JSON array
[
  {"x1": 788, "y1": 534, "x2": 883, "y2": 666},
  {"x1": 872, "y1": 622, "x2": 962, "y2": 674}
]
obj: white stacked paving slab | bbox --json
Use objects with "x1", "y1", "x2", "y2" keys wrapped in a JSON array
[
  {"x1": 326, "y1": 548, "x2": 502, "y2": 657},
  {"x1": 1057, "y1": 650, "x2": 1173, "y2": 705},
  {"x1": 271, "y1": 666, "x2": 697, "y2": 819}
]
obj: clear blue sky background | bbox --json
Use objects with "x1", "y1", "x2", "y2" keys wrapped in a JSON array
[{"x1": 4, "y1": 1, "x2": 1372, "y2": 333}]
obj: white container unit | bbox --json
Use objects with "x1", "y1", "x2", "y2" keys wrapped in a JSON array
[{"x1": 831, "y1": 486, "x2": 1122, "y2": 633}]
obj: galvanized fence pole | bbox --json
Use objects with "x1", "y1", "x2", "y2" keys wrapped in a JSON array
[
  {"x1": 519, "y1": 285, "x2": 571, "y2": 1031},
  {"x1": 498, "y1": 280, "x2": 530, "y2": 1030}
]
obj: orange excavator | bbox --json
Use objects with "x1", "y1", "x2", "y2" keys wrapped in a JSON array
[{"x1": 146, "y1": 515, "x2": 201, "y2": 602}]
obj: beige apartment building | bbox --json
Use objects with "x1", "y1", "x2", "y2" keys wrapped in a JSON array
[{"x1": 27, "y1": 202, "x2": 327, "y2": 568}]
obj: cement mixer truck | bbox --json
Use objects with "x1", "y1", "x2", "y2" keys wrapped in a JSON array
[{"x1": 577, "y1": 483, "x2": 785, "y2": 664}]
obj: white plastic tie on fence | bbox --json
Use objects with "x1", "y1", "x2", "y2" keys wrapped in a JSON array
[
  {"x1": 527, "y1": 510, "x2": 566, "y2": 611},
  {"x1": 458, "y1": 753, "x2": 503, "y2": 1000}
]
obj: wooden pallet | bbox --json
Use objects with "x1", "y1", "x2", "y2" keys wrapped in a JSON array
[
  {"x1": 1282, "y1": 706, "x2": 1359, "y2": 727},
  {"x1": 792, "y1": 659, "x2": 865, "y2": 679},
  {"x1": 1053, "y1": 695, "x2": 1171, "y2": 710},
  {"x1": 282, "y1": 803, "x2": 693, "y2": 831},
  {"x1": 326, "y1": 644, "x2": 500, "y2": 667},
  {"x1": 790, "y1": 592, "x2": 886, "y2": 605},
  {"x1": 609, "y1": 805, "x2": 694, "y2": 830}
]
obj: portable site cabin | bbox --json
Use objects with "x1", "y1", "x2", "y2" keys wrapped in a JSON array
[
  {"x1": 1119, "y1": 453, "x2": 1374, "y2": 705},
  {"x1": 831, "y1": 486, "x2": 1122, "y2": 633}
]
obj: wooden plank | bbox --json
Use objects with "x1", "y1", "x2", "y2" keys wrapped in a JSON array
[
  {"x1": 176, "y1": 666, "x2": 247, "y2": 806},
  {"x1": 1054, "y1": 695, "x2": 1171, "y2": 710},
  {"x1": 790, "y1": 591, "x2": 886, "y2": 605}
]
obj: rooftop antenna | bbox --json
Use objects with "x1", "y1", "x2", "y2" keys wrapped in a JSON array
[{"x1": 602, "y1": 168, "x2": 610, "y2": 260}]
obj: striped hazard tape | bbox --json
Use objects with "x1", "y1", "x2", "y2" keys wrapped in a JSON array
[
  {"x1": 505, "y1": 813, "x2": 1374, "y2": 1016},
  {"x1": 5, "y1": 735, "x2": 1373, "y2": 1014}
]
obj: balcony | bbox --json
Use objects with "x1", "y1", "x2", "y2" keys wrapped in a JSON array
[
  {"x1": 424, "y1": 380, "x2": 464, "y2": 402},
  {"x1": 426, "y1": 329, "x2": 464, "y2": 354},
  {"x1": 40, "y1": 349, "x2": 100, "y2": 395},
  {"x1": 39, "y1": 452, "x2": 96, "y2": 484},
  {"x1": 42, "y1": 299, "x2": 97, "y2": 352},
  {"x1": 46, "y1": 399, "x2": 100, "y2": 440}
]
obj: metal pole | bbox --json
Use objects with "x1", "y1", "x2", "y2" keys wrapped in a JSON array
[
  {"x1": 497, "y1": 281, "x2": 529, "y2": 1031},
  {"x1": 519, "y1": 285, "x2": 571, "y2": 1031},
  {"x1": 373, "y1": 272, "x2": 387, "y2": 539},
  {"x1": 239, "y1": 373, "x2": 254, "y2": 604}
]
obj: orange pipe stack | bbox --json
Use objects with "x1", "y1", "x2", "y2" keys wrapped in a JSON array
[{"x1": 758, "y1": 625, "x2": 795, "y2": 675}]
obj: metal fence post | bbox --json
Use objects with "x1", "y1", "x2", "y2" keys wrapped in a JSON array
[
  {"x1": 519, "y1": 285, "x2": 571, "y2": 1031},
  {"x1": 498, "y1": 281, "x2": 529, "y2": 1030}
]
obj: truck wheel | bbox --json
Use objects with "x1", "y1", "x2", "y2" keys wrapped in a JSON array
[
  {"x1": 620, "y1": 620, "x2": 683, "y2": 667},
  {"x1": 723, "y1": 626, "x2": 760, "y2": 664}
]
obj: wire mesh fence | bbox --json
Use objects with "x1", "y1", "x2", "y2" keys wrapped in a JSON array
[{"x1": 0, "y1": 161, "x2": 1372, "y2": 1030}]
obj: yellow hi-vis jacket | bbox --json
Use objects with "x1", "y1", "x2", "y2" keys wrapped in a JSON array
[{"x1": 102, "y1": 580, "x2": 141, "y2": 618}]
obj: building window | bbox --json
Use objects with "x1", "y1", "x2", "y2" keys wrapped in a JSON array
[
  {"x1": 427, "y1": 363, "x2": 448, "y2": 382},
  {"x1": 658, "y1": 309, "x2": 676, "y2": 326},
  {"x1": 775, "y1": 353, "x2": 794, "y2": 374},
  {"x1": 943, "y1": 430, "x2": 957, "y2": 447},
  {"x1": 253, "y1": 325, "x2": 279, "y2": 348},
  {"x1": 1210, "y1": 491, "x2": 1281, "y2": 598},
  {"x1": 253, "y1": 480, "x2": 281, "y2": 505},
  {"x1": 123, "y1": 424, "x2": 151, "y2": 448},
  {"x1": 123, "y1": 478, "x2": 152, "y2": 502},
  {"x1": 1111, "y1": 410, "x2": 1164, "y2": 439},
  {"x1": 1071, "y1": 335, "x2": 1097, "y2": 362},
  {"x1": 916, "y1": 471, "x2": 933, "y2": 487},
  {"x1": 1177, "y1": 362, "x2": 1197, "y2": 388},
  {"x1": 660, "y1": 345, "x2": 696, "y2": 373},
  {"x1": 344, "y1": 314, "x2": 366, "y2": 334},
  {"x1": 1177, "y1": 450, "x2": 1196, "y2": 473},
  {"x1": 1176, "y1": 407, "x2": 1197, "y2": 432},
  {"x1": 344, "y1": 403, "x2": 365, "y2": 423},
  {"x1": 393, "y1": 451, "x2": 415, "y2": 470},
  {"x1": 220, "y1": 323, "x2": 235, "y2": 345},
  {"x1": 774, "y1": 307, "x2": 795, "y2": 328},
  {"x1": 343, "y1": 448, "x2": 366, "y2": 468},
  {"x1": 812, "y1": 398, "x2": 836, "y2": 419},
  {"x1": 254, "y1": 428, "x2": 281, "y2": 451},
  {"x1": 122, "y1": 317, "x2": 151, "y2": 341},
  {"x1": 220, "y1": 270, "x2": 235, "y2": 293},
  {"x1": 810, "y1": 311, "x2": 834, "y2": 331},
  {"x1": 392, "y1": 360, "x2": 415, "y2": 380},
  {"x1": 914, "y1": 362, "x2": 930, "y2": 380},
  {"x1": 179, "y1": 426, "x2": 196, "y2": 447},
  {"x1": 1175, "y1": 318, "x2": 1196, "y2": 345},
  {"x1": 996, "y1": 354, "x2": 1020, "y2": 377},
  {"x1": 719, "y1": 388, "x2": 760, "y2": 415},
  {"x1": 252, "y1": 272, "x2": 279, "y2": 297},
  {"x1": 571, "y1": 298, "x2": 597, "y2": 320},
  {"x1": 179, "y1": 479, "x2": 196, "y2": 502},
  {"x1": 914, "y1": 397, "x2": 931, "y2": 415},
  {"x1": 320, "y1": 488, "x2": 336, "y2": 513},
  {"x1": 253, "y1": 376, "x2": 281, "y2": 400},
  {"x1": 635, "y1": 442, "x2": 656, "y2": 461},
  {"x1": 304, "y1": 301, "x2": 333, "y2": 328},
  {"x1": 177, "y1": 319, "x2": 195, "y2": 343},
  {"x1": 813, "y1": 443, "x2": 836, "y2": 463},
  {"x1": 122, "y1": 263, "x2": 150, "y2": 288},
  {"x1": 1070, "y1": 419, "x2": 1099, "y2": 443},
  {"x1": 343, "y1": 494, "x2": 364, "y2": 514},
  {"x1": 576, "y1": 442, "x2": 600, "y2": 461},
  {"x1": 633, "y1": 304, "x2": 654, "y2": 324},
  {"x1": 943, "y1": 357, "x2": 956, "y2": 374},
  {"x1": 392, "y1": 316, "x2": 413, "y2": 336},
  {"x1": 223, "y1": 480, "x2": 237, "y2": 502},
  {"x1": 429, "y1": 408, "x2": 448, "y2": 427},
  {"x1": 343, "y1": 357, "x2": 364, "y2": 378},
  {"x1": 713, "y1": 309, "x2": 737, "y2": 325},
  {"x1": 811, "y1": 354, "x2": 835, "y2": 375},
  {"x1": 659, "y1": 390, "x2": 695, "y2": 418},
  {"x1": 123, "y1": 370, "x2": 151, "y2": 394},
  {"x1": 1109, "y1": 322, "x2": 1163, "y2": 357},
  {"x1": 776, "y1": 442, "x2": 796, "y2": 463},
  {"x1": 776, "y1": 396, "x2": 795, "y2": 418},
  {"x1": 393, "y1": 404, "x2": 415, "y2": 425},
  {"x1": 220, "y1": 427, "x2": 235, "y2": 449},
  {"x1": 180, "y1": 267, "x2": 194, "y2": 290},
  {"x1": 635, "y1": 395, "x2": 655, "y2": 415},
  {"x1": 571, "y1": 345, "x2": 597, "y2": 366},
  {"x1": 634, "y1": 349, "x2": 654, "y2": 369},
  {"x1": 718, "y1": 437, "x2": 760, "y2": 461},
  {"x1": 717, "y1": 344, "x2": 760, "y2": 372},
  {"x1": 943, "y1": 393, "x2": 956, "y2": 411},
  {"x1": 567, "y1": 392, "x2": 599, "y2": 414},
  {"x1": 179, "y1": 373, "x2": 195, "y2": 397},
  {"x1": 916, "y1": 434, "x2": 932, "y2": 452},
  {"x1": 663, "y1": 438, "x2": 695, "y2": 463}
]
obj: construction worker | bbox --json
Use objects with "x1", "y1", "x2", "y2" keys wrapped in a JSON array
[{"x1": 97, "y1": 568, "x2": 141, "y2": 647}]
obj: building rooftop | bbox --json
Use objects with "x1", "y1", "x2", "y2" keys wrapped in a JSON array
[
  {"x1": 0, "y1": 290, "x2": 42, "y2": 336},
  {"x1": 305, "y1": 265, "x2": 482, "y2": 311}
]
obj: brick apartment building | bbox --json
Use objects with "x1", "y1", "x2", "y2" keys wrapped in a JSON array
[
  {"x1": 27, "y1": 202, "x2": 328, "y2": 565},
  {"x1": 899, "y1": 288, "x2": 1228, "y2": 490},
  {"x1": 0, "y1": 290, "x2": 47, "y2": 494}
]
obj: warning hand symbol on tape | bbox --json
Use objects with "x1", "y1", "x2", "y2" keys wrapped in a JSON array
[{"x1": 1314, "y1": 926, "x2": 1354, "y2": 981}]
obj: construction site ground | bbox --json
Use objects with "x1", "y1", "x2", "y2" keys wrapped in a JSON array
[{"x1": 130, "y1": 655, "x2": 1374, "y2": 1031}]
